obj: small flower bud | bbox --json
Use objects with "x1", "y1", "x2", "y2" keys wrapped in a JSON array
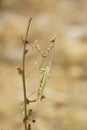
[{"x1": 16, "y1": 66, "x2": 22, "y2": 75}]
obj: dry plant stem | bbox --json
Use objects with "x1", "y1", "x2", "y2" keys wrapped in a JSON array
[{"x1": 22, "y1": 17, "x2": 32, "y2": 130}]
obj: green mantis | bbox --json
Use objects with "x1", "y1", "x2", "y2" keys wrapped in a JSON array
[
  {"x1": 34, "y1": 37, "x2": 56, "y2": 101},
  {"x1": 36, "y1": 66, "x2": 50, "y2": 101},
  {"x1": 26, "y1": 36, "x2": 56, "y2": 102},
  {"x1": 36, "y1": 45, "x2": 55, "y2": 101}
]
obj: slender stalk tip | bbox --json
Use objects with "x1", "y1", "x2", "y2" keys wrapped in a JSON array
[{"x1": 29, "y1": 16, "x2": 32, "y2": 22}]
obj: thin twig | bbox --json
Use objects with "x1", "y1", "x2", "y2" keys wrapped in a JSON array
[{"x1": 22, "y1": 17, "x2": 32, "y2": 130}]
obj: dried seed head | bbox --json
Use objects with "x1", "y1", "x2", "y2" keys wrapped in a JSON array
[{"x1": 16, "y1": 66, "x2": 22, "y2": 75}]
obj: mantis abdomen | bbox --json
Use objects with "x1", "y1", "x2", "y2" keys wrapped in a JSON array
[{"x1": 37, "y1": 67, "x2": 49, "y2": 101}]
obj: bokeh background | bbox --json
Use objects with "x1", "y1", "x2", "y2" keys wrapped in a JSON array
[{"x1": 0, "y1": 0, "x2": 87, "y2": 130}]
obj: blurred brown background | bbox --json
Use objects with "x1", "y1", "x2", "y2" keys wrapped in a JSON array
[{"x1": 0, "y1": 0, "x2": 87, "y2": 130}]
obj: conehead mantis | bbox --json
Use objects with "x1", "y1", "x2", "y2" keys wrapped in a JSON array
[
  {"x1": 25, "y1": 36, "x2": 56, "y2": 102},
  {"x1": 36, "y1": 37, "x2": 56, "y2": 101}
]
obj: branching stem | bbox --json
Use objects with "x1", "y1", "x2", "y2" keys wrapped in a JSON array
[{"x1": 22, "y1": 17, "x2": 32, "y2": 130}]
